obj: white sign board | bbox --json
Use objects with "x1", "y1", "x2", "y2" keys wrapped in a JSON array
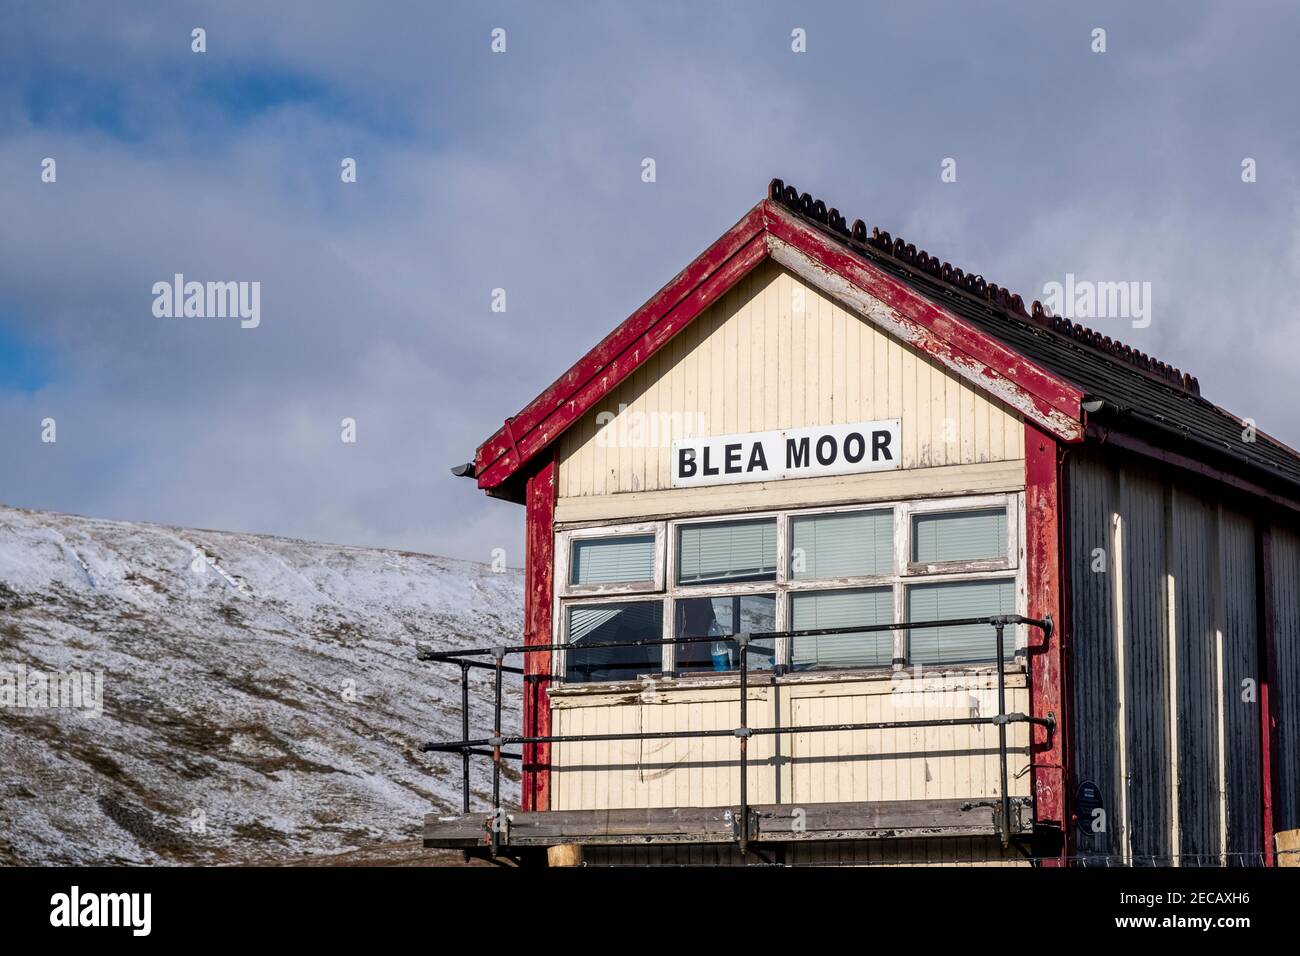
[{"x1": 670, "y1": 419, "x2": 902, "y2": 488}]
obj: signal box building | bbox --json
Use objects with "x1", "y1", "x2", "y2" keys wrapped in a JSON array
[{"x1": 424, "y1": 180, "x2": 1300, "y2": 866}]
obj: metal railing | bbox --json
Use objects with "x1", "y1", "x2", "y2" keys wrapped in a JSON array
[{"x1": 419, "y1": 614, "x2": 1054, "y2": 858}]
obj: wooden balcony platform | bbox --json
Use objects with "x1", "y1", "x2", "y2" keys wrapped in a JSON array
[{"x1": 423, "y1": 797, "x2": 1031, "y2": 850}]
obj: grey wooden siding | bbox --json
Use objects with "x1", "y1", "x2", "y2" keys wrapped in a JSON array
[
  {"x1": 1068, "y1": 449, "x2": 1273, "y2": 865},
  {"x1": 1220, "y1": 509, "x2": 1262, "y2": 861},
  {"x1": 1272, "y1": 527, "x2": 1300, "y2": 834}
]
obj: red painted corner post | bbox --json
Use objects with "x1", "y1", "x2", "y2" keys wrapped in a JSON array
[
  {"x1": 1025, "y1": 423, "x2": 1068, "y2": 864},
  {"x1": 522, "y1": 453, "x2": 556, "y2": 812}
]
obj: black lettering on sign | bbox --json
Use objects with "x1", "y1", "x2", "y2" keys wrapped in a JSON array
[
  {"x1": 678, "y1": 447, "x2": 697, "y2": 478},
  {"x1": 816, "y1": 435, "x2": 836, "y2": 466},
  {"x1": 843, "y1": 432, "x2": 865, "y2": 464},
  {"x1": 787, "y1": 437, "x2": 810, "y2": 469},
  {"x1": 872, "y1": 430, "x2": 893, "y2": 461},
  {"x1": 702, "y1": 446, "x2": 719, "y2": 476},
  {"x1": 747, "y1": 443, "x2": 768, "y2": 472},
  {"x1": 724, "y1": 443, "x2": 742, "y2": 474}
]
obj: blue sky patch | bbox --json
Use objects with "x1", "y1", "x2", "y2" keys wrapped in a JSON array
[{"x1": 0, "y1": 323, "x2": 54, "y2": 393}]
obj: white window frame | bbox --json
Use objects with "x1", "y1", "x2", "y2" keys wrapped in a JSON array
[
  {"x1": 555, "y1": 593, "x2": 668, "y2": 685},
  {"x1": 556, "y1": 520, "x2": 666, "y2": 597},
  {"x1": 665, "y1": 511, "x2": 783, "y2": 673},
  {"x1": 903, "y1": 494, "x2": 1020, "y2": 576},
  {"x1": 551, "y1": 493, "x2": 1026, "y2": 685}
]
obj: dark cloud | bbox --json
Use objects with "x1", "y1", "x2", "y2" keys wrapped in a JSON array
[{"x1": 1, "y1": 1, "x2": 1297, "y2": 561}]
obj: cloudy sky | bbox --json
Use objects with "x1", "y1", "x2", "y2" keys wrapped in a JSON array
[{"x1": 1, "y1": 2, "x2": 1297, "y2": 565}]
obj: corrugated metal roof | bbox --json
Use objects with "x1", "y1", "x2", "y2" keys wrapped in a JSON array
[{"x1": 769, "y1": 179, "x2": 1300, "y2": 495}]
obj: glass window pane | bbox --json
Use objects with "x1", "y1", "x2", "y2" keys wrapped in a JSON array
[
  {"x1": 912, "y1": 508, "x2": 1007, "y2": 564},
  {"x1": 571, "y1": 534, "x2": 656, "y2": 586},
  {"x1": 673, "y1": 594, "x2": 776, "y2": 673},
  {"x1": 677, "y1": 519, "x2": 776, "y2": 586},
  {"x1": 790, "y1": 588, "x2": 893, "y2": 669},
  {"x1": 565, "y1": 601, "x2": 663, "y2": 682},
  {"x1": 906, "y1": 579, "x2": 1015, "y2": 664},
  {"x1": 790, "y1": 510, "x2": 892, "y2": 579}
]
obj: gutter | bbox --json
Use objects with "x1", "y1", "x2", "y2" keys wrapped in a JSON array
[{"x1": 1082, "y1": 395, "x2": 1300, "y2": 504}]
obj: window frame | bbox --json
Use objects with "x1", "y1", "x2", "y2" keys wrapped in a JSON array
[
  {"x1": 556, "y1": 593, "x2": 669, "y2": 685},
  {"x1": 552, "y1": 492, "x2": 1025, "y2": 685},
  {"x1": 665, "y1": 511, "x2": 783, "y2": 672},
  {"x1": 903, "y1": 494, "x2": 1019, "y2": 576},
  {"x1": 556, "y1": 520, "x2": 666, "y2": 597}
]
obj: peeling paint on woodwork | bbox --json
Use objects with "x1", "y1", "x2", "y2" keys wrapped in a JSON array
[{"x1": 767, "y1": 236, "x2": 1083, "y2": 443}]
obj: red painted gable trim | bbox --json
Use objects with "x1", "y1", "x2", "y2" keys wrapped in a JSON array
[
  {"x1": 475, "y1": 199, "x2": 1086, "y2": 492},
  {"x1": 475, "y1": 203, "x2": 769, "y2": 489},
  {"x1": 763, "y1": 206, "x2": 1083, "y2": 430}
]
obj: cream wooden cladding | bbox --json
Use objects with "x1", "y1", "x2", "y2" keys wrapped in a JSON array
[
  {"x1": 558, "y1": 259, "x2": 1025, "y2": 499},
  {"x1": 549, "y1": 674, "x2": 1031, "y2": 811},
  {"x1": 554, "y1": 459, "x2": 1025, "y2": 525}
]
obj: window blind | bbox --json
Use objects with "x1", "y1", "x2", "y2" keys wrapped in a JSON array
[
  {"x1": 912, "y1": 508, "x2": 1007, "y2": 564},
  {"x1": 565, "y1": 601, "x2": 663, "y2": 682},
  {"x1": 677, "y1": 519, "x2": 777, "y2": 585},
  {"x1": 906, "y1": 579, "x2": 1015, "y2": 664},
  {"x1": 790, "y1": 587, "x2": 894, "y2": 669},
  {"x1": 571, "y1": 534, "x2": 656, "y2": 585},
  {"x1": 790, "y1": 510, "x2": 892, "y2": 579}
]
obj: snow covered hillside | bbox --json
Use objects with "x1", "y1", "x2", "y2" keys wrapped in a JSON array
[{"x1": 0, "y1": 505, "x2": 523, "y2": 865}]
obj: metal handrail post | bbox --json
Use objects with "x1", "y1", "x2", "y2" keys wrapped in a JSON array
[
  {"x1": 995, "y1": 622, "x2": 1010, "y2": 847},
  {"x1": 491, "y1": 646, "x2": 504, "y2": 858},
  {"x1": 738, "y1": 634, "x2": 750, "y2": 854},
  {"x1": 460, "y1": 661, "x2": 471, "y2": 815}
]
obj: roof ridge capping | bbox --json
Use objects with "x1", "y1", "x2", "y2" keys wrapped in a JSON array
[{"x1": 767, "y1": 178, "x2": 1200, "y2": 397}]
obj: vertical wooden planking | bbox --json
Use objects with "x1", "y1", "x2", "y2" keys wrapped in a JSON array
[
  {"x1": 688, "y1": 698, "x2": 703, "y2": 810},
  {"x1": 846, "y1": 295, "x2": 862, "y2": 423},
  {"x1": 761, "y1": 264, "x2": 779, "y2": 430},
  {"x1": 1270, "y1": 526, "x2": 1300, "y2": 837},
  {"x1": 1212, "y1": 504, "x2": 1229, "y2": 864},
  {"x1": 1121, "y1": 466, "x2": 1173, "y2": 864},
  {"x1": 1256, "y1": 524, "x2": 1279, "y2": 863},
  {"x1": 780, "y1": 681, "x2": 1029, "y2": 805},
  {"x1": 832, "y1": 282, "x2": 847, "y2": 424},
  {"x1": 710, "y1": 284, "x2": 727, "y2": 449},
  {"x1": 732, "y1": 270, "x2": 744, "y2": 432},
  {"x1": 1172, "y1": 489, "x2": 1221, "y2": 865},
  {"x1": 735, "y1": 270, "x2": 751, "y2": 437},
  {"x1": 821, "y1": 284, "x2": 836, "y2": 426},
  {"x1": 682, "y1": 303, "x2": 700, "y2": 447},
  {"x1": 790, "y1": 269, "x2": 807, "y2": 428},
  {"x1": 960, "y1": 386, "x2": 975, "y2": 466},
  {"x1": 751, "y1": 268, "x2": 768, "y2": 436},
  {"x1": 1071, "y1": 452, "x2": 1123, "y2": 863},
  {"x1": 902, "y1": 347, "x2": 919, "y2": 466},
  {"x1": 777, "y1": 266, "x2": 793, "y2": 429},
  {"x1": 1220, "y1": 508, "x2": 1262, "y2": 863},
  {"x1": 926, "y1": 351, "x2": 942, "y2": 467}
]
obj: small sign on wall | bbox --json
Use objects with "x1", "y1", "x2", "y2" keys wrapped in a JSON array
[{"x1": 671, "y1": 419, "x2": 902, "y2": 488}]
